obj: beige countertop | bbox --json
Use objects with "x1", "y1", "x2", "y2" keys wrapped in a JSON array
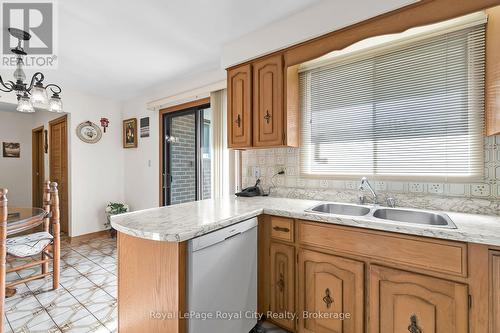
[{"x1": 111, "y1": 197, "x2": 500, "y2": 246}]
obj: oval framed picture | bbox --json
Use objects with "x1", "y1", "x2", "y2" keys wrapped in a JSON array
[{"x1": 76, "y1": 121, "x2": 102, "y2": 144}]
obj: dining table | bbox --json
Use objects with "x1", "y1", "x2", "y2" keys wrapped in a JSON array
[{"x1": 5, "y1": 207, "x2": 49, "y2": 297}]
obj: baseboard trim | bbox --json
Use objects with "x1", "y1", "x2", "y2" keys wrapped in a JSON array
[{"x1": 68, "y1": 230, "x2": 111, "y2": 244}]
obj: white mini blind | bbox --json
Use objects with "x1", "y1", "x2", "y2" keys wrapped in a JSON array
[{"x1": 299, "y1": 24, "x2": 485, "y2": 181}]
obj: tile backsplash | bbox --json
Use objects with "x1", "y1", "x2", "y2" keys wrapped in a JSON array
[{"x1": 241, "y1": 136, "x2": 500, "y2": 215}]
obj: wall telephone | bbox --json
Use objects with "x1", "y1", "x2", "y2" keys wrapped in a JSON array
[{"x1": 235, "y1": 179, "x2": 263, "y2": 197}]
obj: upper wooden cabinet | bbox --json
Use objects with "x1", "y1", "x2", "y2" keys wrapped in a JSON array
[
  {"x1": 298, "y1": 250, "x2": 364, "y2": 333},
  {"x1": 227, "y1": 64, "x2": 252, "y2": 148},
  {"x1": 227, "y1": 55, "x2": 299, "y2": 149},
  {"x1": 253, "y1": 55, "x2": 284, "y2": 147},
  {"x1": 486, "y1": 6, "x2": 500, "y2": 136},
  {"x1": 369, "y1": 265, "x2": 469, "y2": 333}
]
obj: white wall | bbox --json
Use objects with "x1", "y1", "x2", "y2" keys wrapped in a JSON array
[
  {"x1": 221, "y1": 0, "x2": 418, "y2": 67},
  {"x1": 0, "y1": 111, "x2": 34, "y2": 206},
  {"x1": 63, "y1": 90, "x2": 124, "y2": 236},
  {"x1": 0, "y1": 88, "x2": 124, "y2": 237}
]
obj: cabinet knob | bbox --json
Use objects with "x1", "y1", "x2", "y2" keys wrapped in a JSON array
[
  {"x1": 408, "y1": 314, "x2": 422, "y2": 333},
  {"x1": 322, "y1": 288, "x2": 333, "y2": 308},
  {"x1": 235, "y1": 114, "x2": 241, "y2": 128},
  {"x1": 264, "y1": 110, "x2": 272, "y2": 124},
  {"x1": 277, "y1": 273, "x2": 285, "y2": 292}
]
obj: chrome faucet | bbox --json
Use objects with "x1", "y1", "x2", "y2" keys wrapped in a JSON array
[{"x1": 358, "y1": 177, "x2": 379, "y2": 205}]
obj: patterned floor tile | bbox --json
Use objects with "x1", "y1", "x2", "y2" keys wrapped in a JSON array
[{"x1": 4, "y1": 236, "x2": 117, "y2": 332}]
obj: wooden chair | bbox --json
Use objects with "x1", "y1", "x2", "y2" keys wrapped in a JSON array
[{"x1": 4, "y1": 181, "x2": 60, "y2": 292}]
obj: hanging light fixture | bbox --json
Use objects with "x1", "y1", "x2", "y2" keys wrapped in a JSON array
[{"x1": 0, "y1": 27, "x2": 63, "y2": 113}]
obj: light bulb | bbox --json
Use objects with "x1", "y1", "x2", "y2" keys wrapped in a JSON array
[
  {"x1": 17, "y1": 94, "x2": 34, "y2": 113},
  {"x1": 30, "y1": 84, "x2": 48, "y2": 106},
  {"x1": 48, "y1": 94, "x2": 63, "y2": 112}
]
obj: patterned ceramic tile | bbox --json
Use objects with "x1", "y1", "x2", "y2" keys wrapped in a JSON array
[
  {"x1": 241, "y1": 136, "x2": 500, "y2": 214},
  {"x1": 4, "y1": 236, "x2": 117, "y2": 332}
]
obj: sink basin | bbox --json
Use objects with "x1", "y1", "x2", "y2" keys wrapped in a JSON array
[
  {"x1": 307, "y1": 203, "x2": 371, "y2": 216},
  {"x1": 373, "y1": 208, "x2": 456, "y2": 228}
]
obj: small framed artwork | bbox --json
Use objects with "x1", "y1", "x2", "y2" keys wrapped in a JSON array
[
  {"x1": 123, "y1": 118, "x2": 138, "y2": 148},
  {"x1": 140, "y1": 117, "x2": 150, "y2": 138},
  {"x1": 2, "y1": 142, "x2": 20, "y2": 158}
]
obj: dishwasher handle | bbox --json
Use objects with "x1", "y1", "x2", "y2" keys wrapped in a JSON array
[{"x1": 224, "y1": 232, "x2": 242, "y2": 241}]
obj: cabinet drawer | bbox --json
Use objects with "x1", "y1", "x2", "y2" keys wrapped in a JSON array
[
  {"x1": 298, "y1": 221, "x2": 467, "y2": 277},
  {"x1": 271, "y1": 216, "x2": 294, "y2": 242}
]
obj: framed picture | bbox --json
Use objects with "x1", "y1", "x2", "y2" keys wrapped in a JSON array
[
  {"x1": 123, "y1": 118, "x2": 138, "y2": 148},
  {"x1": 2, "y1": 142, "x2": 20, "y2": 158},
  {"x1": 140, "y1": 117, "x2": 150, "y2": 138}
]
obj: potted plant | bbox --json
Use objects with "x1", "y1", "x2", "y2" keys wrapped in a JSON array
[{"x1": 105, "y1": 202, "x2": 129, "y2": 238}]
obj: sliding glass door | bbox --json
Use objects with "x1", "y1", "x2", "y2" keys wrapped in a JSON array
[{"x1": 162, "y1": 103, "x2": 211, "y2": 205}]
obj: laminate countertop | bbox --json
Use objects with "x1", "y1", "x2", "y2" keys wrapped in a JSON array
[{"x1": 110, "y1": 196, "x2": 500, "y2": 246}]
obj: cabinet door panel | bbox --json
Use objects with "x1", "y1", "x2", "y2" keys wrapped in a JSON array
[
  {"x1": 253, "y1": 55, "x2": 283, "y2": 147},
  {"x1": 369, "y1": 265, "x2": 468, "y2": 333},
  {"x1": 270, "y1": 242, "x2": 295, "y2": 331},
  {"x1": 298, "y1": 250, "x2": 364, "y2": 333},
  {"x1": 491, "y1": 251, "x2": 500, "y2": 333},
  {"x1": 227, "y1": 64, "x2": 252, "y2": 148}
]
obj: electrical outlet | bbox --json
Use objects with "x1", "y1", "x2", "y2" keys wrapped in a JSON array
[
  {"x1": 276, "y1": 156, "x2": 285, "y2": 164},
  {"x1": 320, "y1": 180, "x2": 329, "y2": 188},
  {"x1": 286, "y1": 167, "x2": 296, "y2": 176},
  {"x1": 428, "y1": 183, "x2": 444, "y2": 194},
  {"x1": 471, "y1": 184, "x2": 490, "y2": 197},
  {"x1": 345, "y1": 181, "x2": 356, "y2": 190},
  {"x1": 375, "y1": 181, "x2": 386, "y2": 191},
  {"x1": 408, "y1": 183, "x2": 424, "y2": 193},
  {"x1": 252, "y1": 167, "x2": 261, "y2": 178},
  {"x1": 296, "y1": 178, "x2": 306, "y2": 188}
]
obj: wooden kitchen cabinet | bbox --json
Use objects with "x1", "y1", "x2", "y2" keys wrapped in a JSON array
[
  {"x1": 491, "y1": 251, "x2": 500, "y2": 333},
  {"x1": 227, "y1": 64, "x2": 252, "y2": 148},
  {"x1": 253, "y1": 55, "x2": 284, "y2": 147},
  {"x1": 486, "y1": 6, "x2": 500, "y2": 136},
  {"x1": 298, "y1": 250, "x2": 364, "y2": 333},
  {"x1": 269, "y1": 242, "x2": 295, "y2": 331},
  {"x1": 369, "y1": 265, "x2": 469, "y2": 333},
  {"x1": 226, "y1": 55, "x2": 299, "y2": 149}
]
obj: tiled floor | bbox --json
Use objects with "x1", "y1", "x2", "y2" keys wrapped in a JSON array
[{"x1": 4, "y1": 236, "x2": 117, "y2": 332}]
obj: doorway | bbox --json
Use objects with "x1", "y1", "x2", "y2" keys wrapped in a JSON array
[
  {"x1": 49, "y1": 115, "x2": 69, "y2": 234},
  {"x1": 160, "y1": 99, "x2": 211, "y2": 206},
  {"x1": 32, "y1": 126, "x2": 45, "y2": 208}
]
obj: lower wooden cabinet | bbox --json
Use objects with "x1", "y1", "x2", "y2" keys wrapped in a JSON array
[
  {"x1": 270, "y1": 242, "x2": 295, "y2": 331},
  {"x1": 491, "y1": 251, "x2": 500, "y2": 333},
  {"x1": 369, "y1": 265, "x2": 469, "y2": 333},
  {"x1": 298, "y1": 250, "x2": 364, "y2": 333}
]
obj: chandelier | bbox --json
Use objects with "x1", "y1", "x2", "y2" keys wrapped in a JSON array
[{"x1": 0, "y1": 28, "x2": 63, "y2": 113}]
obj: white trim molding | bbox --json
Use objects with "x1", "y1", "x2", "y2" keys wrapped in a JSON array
[{"x1": 146, "y1": 80, "x2": 226, "y2": 111}]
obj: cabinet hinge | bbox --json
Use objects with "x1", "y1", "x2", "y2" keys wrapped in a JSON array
[{"x1": 468, "y1": 294, "x2": 472, "y2": 309}]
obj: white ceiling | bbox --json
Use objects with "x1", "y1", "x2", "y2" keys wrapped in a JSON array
[{"x1": 32, "y1": 0, "x2": 320, "y2": 100}]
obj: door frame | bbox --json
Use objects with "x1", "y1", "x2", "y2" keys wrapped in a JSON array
[
  {"x1": 49, "y1": 114, "x2": 69, "y2": 233},
  {"x1": 31, "y1": 126, "x2": 45, "y2": 207},
  {"x1": 158, "y1": 97, "x2": 210, "y2": 206}
]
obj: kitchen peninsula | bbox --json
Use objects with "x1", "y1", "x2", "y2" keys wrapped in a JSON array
[{"x1": 111, "y1": 196, "x2": 500, "y2": 333}]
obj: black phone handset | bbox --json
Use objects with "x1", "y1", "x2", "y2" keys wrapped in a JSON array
[{"x1": 235, "y1": 178, "x2": 263, "y2": 197}]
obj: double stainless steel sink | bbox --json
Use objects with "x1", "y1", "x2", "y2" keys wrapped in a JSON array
[{"x1": 306, "y1": 202, "x2": 456, "y2": 228}]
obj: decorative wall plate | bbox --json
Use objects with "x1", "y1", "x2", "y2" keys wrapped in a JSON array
[{"x1": 76, "y1": 121, "x2": 102, "y2": 144}]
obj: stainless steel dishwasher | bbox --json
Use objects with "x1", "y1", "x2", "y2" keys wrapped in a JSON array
[{"x1": 187, "y1": 217, "x2": 258, "y2": 333}]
